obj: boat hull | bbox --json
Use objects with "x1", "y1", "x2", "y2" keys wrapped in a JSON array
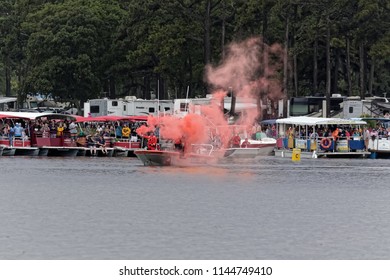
[
  {"x1": 223, "y1": 145, "x2": 275, "y2": 158},
  {"x1": 135, "y1": 150, "x2": 215, "y2": 166},
  {"x1": 14, "y1": 147, "x2": 40, "y2": 156},
  {"x1": 1, "y1": 146, "x2": 14, "y2": 156},
  {"x1": 45, "y1": 147, "x2": 80, "y2": 157}
]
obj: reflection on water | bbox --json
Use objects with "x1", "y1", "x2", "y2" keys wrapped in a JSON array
[{"x1": 0, "y1": 156, "x2": 390, "y2": 259}]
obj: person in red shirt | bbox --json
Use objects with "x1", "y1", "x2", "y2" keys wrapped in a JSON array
[
  {"x1": 144, "y1": 132, "x2": 158, "y2": 150},
  {"x1": 231, "y1": 133, "x2": 241, "y2": 148},
  {"x1": 241, "y1": 138, "x2": 250, "y2": 148}
]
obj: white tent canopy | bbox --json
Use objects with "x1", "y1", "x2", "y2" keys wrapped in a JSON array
[
  {"x1": 0, "y1": 111, "x2": 76, "y2": 121},
  {"x1": 276, "y1": 116, "x2": 367, "y2": 126}
]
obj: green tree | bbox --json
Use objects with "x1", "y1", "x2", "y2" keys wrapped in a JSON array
[{"x1": 22, "y1": 0, "x2": 124, "y2": 112}]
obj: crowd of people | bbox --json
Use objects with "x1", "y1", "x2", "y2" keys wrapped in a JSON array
[
  {"x1": 285, "y1": 123, "x2": 390, "y2": 151},
  {"x1": 0, "y1": 118, "x2": 147, "y2": 151}
]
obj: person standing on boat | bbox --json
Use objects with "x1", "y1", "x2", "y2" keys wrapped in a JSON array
[
  {"x1": 69, "y1": 121, "x2": 78, "y2": 142},
  {"x1": 8, "y1": 125, "x2": 14, "y2": 146},
  {"x1": 122, "y1": 124, "x2": 131, "y2": 139},
  {"x1": 332, "y1": 127, "x2": 340, "y2": 151},
  {"x1": 13, "y1": 123, "x2": 23, "y2": 138},
  {"x1": 115, "y1": 123, "x2": 123, "y2": 139},
  {"x1": 174, "y1": 137, "x2": 184, "y2": 151},
  {"x1": 231, "y1": 133, "x2": 241, "y2": 148},
  {"x1": 57, "y1": 122, "x2": 65, "y2": 137},
  {"x1": 363, "y1": 127, "x2": 370, "y2": 151},
  {"x1": 41, "y1": 123, "x2": 50, "y2": 138},
  {"x1": 143, "y1": 132, "x2": 158, "y2": 150}
]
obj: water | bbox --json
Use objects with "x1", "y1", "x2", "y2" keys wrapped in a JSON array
[{"x1": 0, "y1": 156, "x2": 389, "y2": 260}]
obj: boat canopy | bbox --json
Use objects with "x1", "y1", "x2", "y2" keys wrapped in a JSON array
[
  {"x1": 0, "y1": 111, "x2": 76, "y2": 121},
  {"x1": 0, "y1": 113, "x2": 31, "y2": 120},
  {"x1": 356, "y1": 117, "x2": 390, "y2": 122},
  {"x1": 276, "y1": 116, "x2": 367, "y2": 126},
  {"x1": 261, "y1": 119, "x2": 277, "y2": 125},
  {"x1": 75, "y1": 115, "x2": 148, "y2": 123},
  {"x1": 0, "y1": 97, "x2": 17, "y2": 103}
]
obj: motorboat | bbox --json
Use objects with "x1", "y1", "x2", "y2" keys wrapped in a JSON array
[
  {"x1": 223, "y1": 138, "x2": 276, "y2": 158},
  {"x1": 135, "y1": 144, "x2": 219, "y2": 166}
]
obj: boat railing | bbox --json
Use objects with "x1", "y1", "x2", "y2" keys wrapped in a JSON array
[{"x1": 276, "y1": 135, "x2": 366, "y2": 153}]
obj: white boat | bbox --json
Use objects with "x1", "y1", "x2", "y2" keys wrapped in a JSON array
[
  {"x1": 274, "y1": 116, "x2": 370, "y2": 159},
  {"x1": 360, "y1": 117, "x2": 390, "y2": 159},
  {"x1": 223, "y1": 138, "x2": 276, "y2": 158}
]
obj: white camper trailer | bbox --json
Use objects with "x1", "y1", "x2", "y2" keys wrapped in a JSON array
[
  {"x1": 0, "y1": 97, "x2": 17, "y2": 111},
  {"x1": 126, "y1": 99, "x2": 173, "y2": 116},
  {"x1": 84, "y1": 98, "x2": 127, "y2": 117},
  {"x1": 173, "y1": 96, "x2": 258, "y2": 118},
  {"x1": 84, "y1": 97, "x2": 174, "y2": 117}
]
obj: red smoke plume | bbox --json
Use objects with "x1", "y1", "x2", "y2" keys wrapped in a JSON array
[{"x1": 137, "y1": 36, "x2": 284, "y2": 156}]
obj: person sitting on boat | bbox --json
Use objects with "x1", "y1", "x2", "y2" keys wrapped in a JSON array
[
  {"x1": 143, "y1": 132, "x2": 158, "y2": 150},
  {"x1": 231, "y1": 133, "x2": 241, "y2": 148},
  {"x1": 86, "y1": 134, "x2": 97, "y2": 156},
  {"x1": 76, "y1": 132, "x2": 87, "y2": 147},
  {"x1": 95, "y1": 133, "x2": 108, "y2": 155},
  {"x1": 241, "y1": 138, "x2": 250, "y2": 148}
]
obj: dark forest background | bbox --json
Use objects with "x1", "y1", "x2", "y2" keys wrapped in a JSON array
[{"x1": 0, "y1": 0, "x2": 389, "y2": 113}]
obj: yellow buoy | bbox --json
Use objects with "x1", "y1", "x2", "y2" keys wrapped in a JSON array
[{"x1": 292, "y1": 148, "x2": 301, "y2": 161}]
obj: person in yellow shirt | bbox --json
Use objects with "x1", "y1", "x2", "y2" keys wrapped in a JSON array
[
  {"x1": 57, "y1": 123, "x2": 65, "y2": 137},
  {"x1": 122, "y1": 124, "x2": 131, "y2": 138}
]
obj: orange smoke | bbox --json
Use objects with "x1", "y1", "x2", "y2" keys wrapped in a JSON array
[
  {"x1": 137, "y1": 36, "x2": 284, "y2": 156},
  {"x1": 205, "y1": 36, "x2": 284, "y2": 122}
]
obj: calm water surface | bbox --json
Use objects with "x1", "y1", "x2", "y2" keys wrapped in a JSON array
[{"x1": 0, "y1": 155, "x2": 389, "y2": 260}]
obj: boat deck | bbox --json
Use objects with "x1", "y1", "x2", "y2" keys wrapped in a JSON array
[
  {"x1": 275, "y1": 148, "x2": 371, "y2": 159},
  {"x1": 316, "y1": 151, "x2": 371, "y2": 158}
]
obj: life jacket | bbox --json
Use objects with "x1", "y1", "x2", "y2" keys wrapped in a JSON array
[
  {"x1": 147, "y1": 136, "x2": 158, "y2": 150},
  {"x1": 232, "y1": 135, "x2": 241, "y2": 146}
]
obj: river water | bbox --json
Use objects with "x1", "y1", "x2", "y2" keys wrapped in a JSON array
[{"x1": 0, "y1": 155, "x2": 389, "y2": 260}]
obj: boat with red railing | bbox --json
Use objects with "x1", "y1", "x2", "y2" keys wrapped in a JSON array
[
  {"x1": 0, "y1": 111, "x2": 82, "y2": 156},
  {"x1": 75, "y1": 115, "x2": 148, "y2": 157}
]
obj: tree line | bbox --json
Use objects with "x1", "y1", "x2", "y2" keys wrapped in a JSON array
[{"x1": 0, "y1": 0, "x2": 389, "y2": 115}]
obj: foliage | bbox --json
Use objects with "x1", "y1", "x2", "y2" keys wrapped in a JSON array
[{"x1": 0, "y1": 0, "x2": 388, "y2": 106}]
